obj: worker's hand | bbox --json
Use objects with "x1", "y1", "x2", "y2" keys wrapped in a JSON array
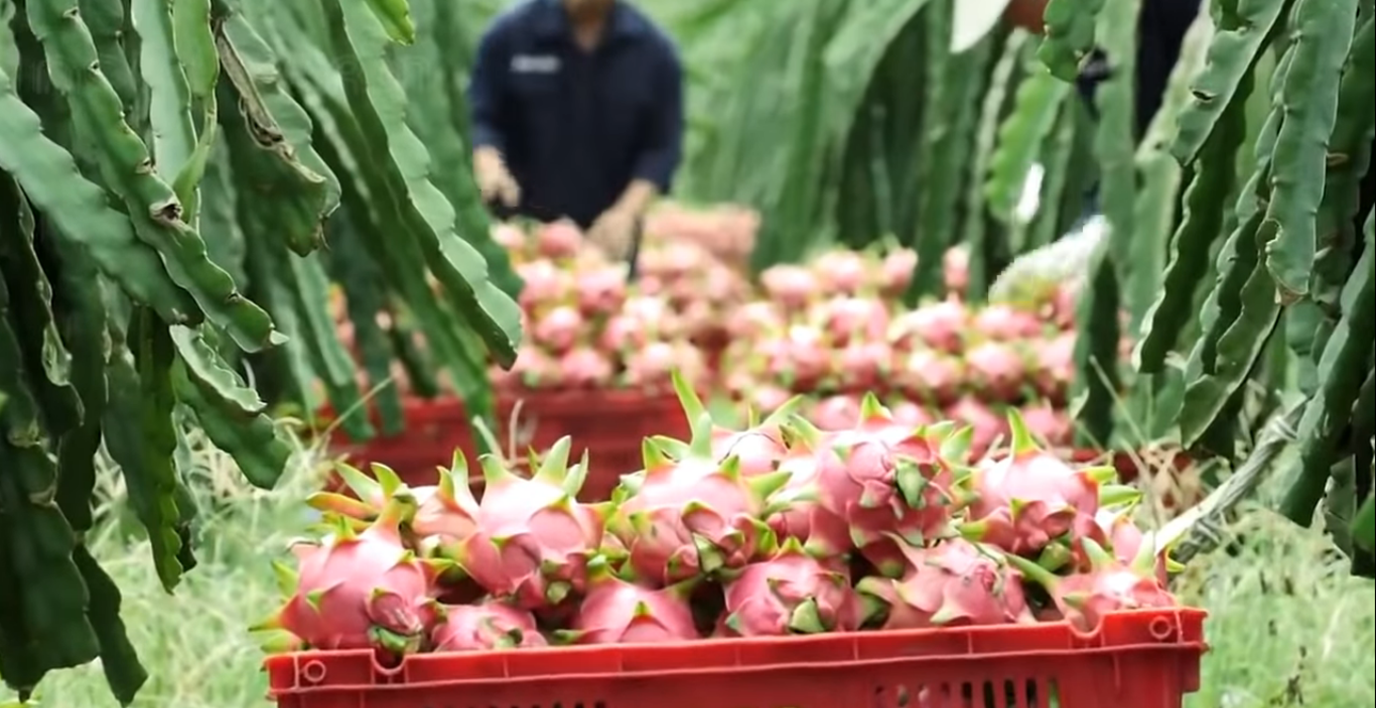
[
  {"x1": 587, "y1": 206, "x2": 638, "y2": 261},
  {"x1": 474, "y1": 147, "x2": 520, "y2": 207}
]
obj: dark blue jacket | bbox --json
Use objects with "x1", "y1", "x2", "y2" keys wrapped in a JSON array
[{"x1": 468, "y1": 0, "x2": 684, "y2": 229}]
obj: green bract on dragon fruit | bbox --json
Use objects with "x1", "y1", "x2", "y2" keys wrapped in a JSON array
[{"x1": 254, "y1": 370, "x2": 1184, "y2": 659}]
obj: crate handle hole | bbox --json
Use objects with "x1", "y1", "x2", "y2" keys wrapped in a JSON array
[
  {"x1": 300, "y1": 659, "x2": 327, "y2": 684},
  {"x1": 1148, "y1": 615, "x2": 1176, "y2": 641}
]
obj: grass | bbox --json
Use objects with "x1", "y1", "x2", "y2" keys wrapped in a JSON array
[{"x1": 2, "y1": 438, "x2": 1373, "y2": 708}]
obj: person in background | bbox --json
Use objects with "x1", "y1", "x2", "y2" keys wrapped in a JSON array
[
  {"x1": 1003, "y1": 0, "x2": 1202, "y2": 141},
  {"x1": 468, "y1": 0, "x2": 685, "y2": 263}
]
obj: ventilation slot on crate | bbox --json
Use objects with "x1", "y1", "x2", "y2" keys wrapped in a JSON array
[{"x1": 873, "y1": 678, "x2": 1061, "y2": 707}]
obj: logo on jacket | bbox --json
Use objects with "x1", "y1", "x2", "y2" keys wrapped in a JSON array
[{"x1": 511, "y1": 54, "x2": 561, "y2": 73}]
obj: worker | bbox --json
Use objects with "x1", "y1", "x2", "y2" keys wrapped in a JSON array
[
  {"x1": 468, "y1": 0, "x2": 685, "y2": 264},
  {"x1": 1003, "y1": 0, "x2": 1201, "y2": 141}
]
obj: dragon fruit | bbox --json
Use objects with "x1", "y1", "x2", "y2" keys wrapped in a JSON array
[
  {"x1": 964, "y1": 341, "x2": 1028, "y2": 402},
  {"x1": 717, "y1": 538, "x2": 861, "y2": 637},
  {"x1": 813, "y1": 250, "x2": 869, "y2": 295},
  {"x1": 959, "y1": 410, "x2": 1134, "y2": 558},
  {"x1": 1006, "y1": 536, "x2": 1178, "y2": 633},
  {"x1": 813, "y1": 295, "x2": 890, "y2": 346},
  {"x1": 307, "y1": 461, "x2": 478, "y2": 542},
  {"x1": 795, "y1": 395, "x2": 972, "y2": 575},
  {"x1": 890, "y1": 299, "x2": 966, "y2": 353},
  {"x1": 895, "y1": 349, "x2": 964, "y2": 406},
  {"x1": 556, "y1": 559, "x2": 700, "y2": 644},
  {"x1": 255, "y1": 491, "x2": 444, "y2": 654},
  {"x1": 857, "y1": 538, "x2": 1032, "y2": 629},
  {"x1": 835, "y1": 340, "x2": 893, "y2": 391},
  {"x1": 535, "y1": 220, "x2": 583, "y2": 259},
  {"x1": 1093, "y1": 507, "x2": 1180, "y2": 584},
  {"x1": 1019, "y1": 401, "x2": 1073, "y2": 447},
  {"x1": 760, "y1": 264, "x2": 817, "y2": 310},
  {"x1": 972, "y1": 304, "x2": 1045, "y2": 341},
  {"x1": 879, "y1": 247, "x2": 918, "y2": 298},
  {"x1": 943, "y1": 245, "x2": 969, "y2": 297},
  {"x1": 435, "y1": 438, "x2": 610, "y2": 610},
  {"x1": 811, "y1": 394, "x2": 862, "y2": 430},
  {"x1": 651, "y1": 370, "x2": 801, "y2": 478},
  {"x1": 430, "y1": 601, "x2": 546, "y2": 651},
  {"x1": 944, "y1": 397, "x2": 1005, "y2": 459},
  {"x1": 765, "y1": 429, "x2": 855, "y2": 556},
  {"x1": 574, "y1": 265, "x2": 628, "y2": 316},
  {"x1": 610, "y1": 392, "x2": 792, "y2": 584}
]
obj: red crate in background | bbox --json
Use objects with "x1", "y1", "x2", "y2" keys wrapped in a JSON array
[
  {"x1": 264, "y1": 608, "x2": 1206, "y2": 708},
  {"x1": 322, "y1": 388, "x2": 691, "y2": 501}
]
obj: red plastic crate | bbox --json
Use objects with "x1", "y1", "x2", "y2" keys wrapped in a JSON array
[
  {"x1": 264, "y1": 608, "x2": 1206, "y2": 707},
  {"x1": 323, "y1": 389, "x2": 692, "y2": 501}
]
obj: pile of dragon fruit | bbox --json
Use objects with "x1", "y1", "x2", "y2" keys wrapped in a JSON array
[
  {"x1": 255, "y1": 371, "x2": 1180, "y2": 658},
  {"x1": 721, "y1": 243, "x2": 1109, "y2": 457},
  {"x1": 487, "y1": 219, "x2": 748, "y2": 392}
]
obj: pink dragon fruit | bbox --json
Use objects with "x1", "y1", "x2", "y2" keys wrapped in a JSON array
[
  {"x1": 512, "y1": 344, "x2": 558, "y2": 387},
  {"x1": 971, "y1": 304, "x2": 1045, "y2": 341},
  {"x1": 814, "y1": 250, "x2": 868, "y2": 295},
  {"x1": 575, "y1": 266, "x2": 627, "y2": 316},
  {"x1": 430, "y1": 600, "x2": 547, "y2": 651},
  {"x1": 492, "y1": 223, "x2": 527, "y2": 253},
  {"x1": 1030, "y1": 331, "x2": 1076, "y2": 403},
  {"x1": 622, "y1": 341, "x2": 681, "y2": 389},
  {"x1": 769, "y1": 324, "x2": 832, "y2": 390},
  {"x1": 857, "y1": 538, "x2": 1033, "y2": 629},
  {"x1": 879, "y1": 248, "x2": 918, "y2": 298},
  {"x1": 895, "y1": 349, "x2": 965, "y2": 406},
  {"x1": 532, "y1": 305, "x2": 583, "y2": 353},
  {"x1": 516, "y1": 259, "x2": 570, "y2": 308},
  {"x1": 436, "y1": 438, "x2": 610, "y2": 609},
  {"x1": 835, "y1": 340, "x2": 893, "y2": 391},
  {"x1": 1092, "y1": 507, "x2": 1178, "y2": 584},
  {"x1": 651, "y1": 370, "x2": 801, "y2": 478},
  {"x1": 535, "y1": 220, "x2": 583, "y2": 259},
  {"x1": 959, "y1": 410, "x2": 1131, "y2": 557},
  {"x1": 255, "y1": 491, "x2": 443, "y2": 654},
  {"x1": 556, "y1": 559, "x2": 700, "y2": 644},
  {"x1": 728, "y1": 300, "x2": 784, "y2": 338},
  {"x1": 889, "y1": 298, "x2": 967, "y2": 353},
  {"x1": 889, "y1": 400, "x2": 935, "y2": 428},
  {"x1": 1019, "y1": 401, "x2": 1073, "y2": 447},
  {"x1": 760, "y1": 264, "x2": 817, "y2": 310},
  {"x1": 813, "y1": 296, "x2": 890, "y2": 346},
  {"x1": 764, "y1": 430, "x2": 856, "y2": 556},
  {"x1": 797, "y1": 395, "x2": 972, "y2": 575},
  {"x1": 746, "y1": 384, "x2": 796, "y2": 416},
  {"x1": 965, "y1": 341, "x2": 1028, "y2": 402},
  {"x1": 810, "y1": 395, "x2": 862, "y2": 431},
  {"x1": 556, "y1": 347, "x2": 614, "y2": 388},
  {"x1": 717, "y1": 538, "x2": 862, "y2": 637},
  {"x1": 1006, "y1": 536, "x2": 1178, "y2": 633},
  {"x1": 308, "y1": 461, "x2": 478, "y2": 542},
  {"x1": 609, "y1": 403, "x2": 791, "y2": 584},
  {"x1": 944, "y1": 397, "x2": 1006, "y2": 459}
]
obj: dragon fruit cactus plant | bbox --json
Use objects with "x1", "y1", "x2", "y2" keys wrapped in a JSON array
[
  {"x1": 431, "y1": 437, "x2": 613, "y2": 610},
  {"x1": 253, "y1": 490, "x2": 446, "y2": 655},
  {"x1": 959, "y1": 409, "x2": 1140, "y2": 564},
  {"x1": 555, "y1": 558, "x2": 700, "y2": 644},
  {"x1": 857, "y1": 537, "x2": 1033, "y2": 629},
  {"x1": 716, "y1": 538, "x2": 862, "y2": 637}
]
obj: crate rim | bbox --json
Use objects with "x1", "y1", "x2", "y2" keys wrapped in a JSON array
[{"x1": 264, "y1": 607, "x2": 1208, "y2": 694}]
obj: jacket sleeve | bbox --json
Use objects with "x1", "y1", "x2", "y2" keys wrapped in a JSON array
[
  {"x1": 469, "y1": 22, "x2": 509, "y2": 153},
  {"x1": 631, "y1": 41, "x2": 685, "y2": 193}
]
